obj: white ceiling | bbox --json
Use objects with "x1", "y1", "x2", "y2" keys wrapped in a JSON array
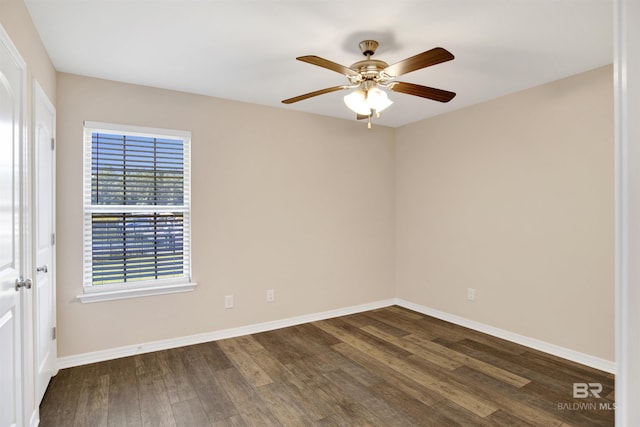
[{"x1": 24, "y1": 0, "x2": 613, "y2": 128}]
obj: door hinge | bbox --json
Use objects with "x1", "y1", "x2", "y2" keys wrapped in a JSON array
[
  {"x1": 52, "y1": 326, "x2": 56, "y2": 340},
  {"x1": 51, "y1": 137, "x2": 55, "y2": 150},
  {"x1": 51, "y1": 233, "x2": 55, "y2": 246}
]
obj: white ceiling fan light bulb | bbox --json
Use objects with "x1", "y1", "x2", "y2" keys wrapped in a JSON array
[
  {"x1": 344, "y1": 89, "x2": 371, "y2": 115},
  {"x1": 366, "y1": 87, "x2": 393, "y2": 113}
]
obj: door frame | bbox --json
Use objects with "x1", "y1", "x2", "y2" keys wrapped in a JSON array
[
  {"x1": 0, "y1": 20, "x2": 32, "y2": 427},
  {"x1": 614, "y1": 0, "x2": 640, "y2": 425}
]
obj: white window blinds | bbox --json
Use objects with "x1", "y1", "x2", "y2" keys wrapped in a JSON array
[{"x1": 83, "y1": 122, "x2": 191, "y2": 289}]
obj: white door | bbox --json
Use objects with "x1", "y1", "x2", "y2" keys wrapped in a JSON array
[
  {"x1": 33, "y1": 81, "x2": 56, "y2": 405},
  {"x1": 0, "y1": 26, "x2": 27, "y2": 427}
]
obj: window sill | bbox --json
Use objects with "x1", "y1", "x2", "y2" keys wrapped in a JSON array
[{"x1": 77, "y1": 282, "x2": 197, "y2": 303}]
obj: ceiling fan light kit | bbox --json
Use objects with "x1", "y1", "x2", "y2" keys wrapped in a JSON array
[
  {"x1": 282, "y1": 39, "x2": 456, "y2": 128},
  {"x1": 343, "y1": 86, "x2": 393, "y2": 114}
]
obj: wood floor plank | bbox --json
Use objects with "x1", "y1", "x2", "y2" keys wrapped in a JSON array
[
  {"x1": 523, "y1": 380, "x2": 615, "y2": 426},
  {"x1": 161, "y1": 348, "x2": 199, "y2": 404},
  {"x1": 363, "y1": 306, "x2": 443, "y2": 339},
  {"x1": 324, "y1": 326, "x2": 498, "y2": 418},
  {"x1": 428, "y1": 398, "x2": 498, "y2": 427},
  {"x1": 449, "y1": 365, "x2": 579, "y2": 427},
  {"x1": 107, "y1": 375, "x2": 142, "y2": 427},
  {"x1": 361, "y1": 325, "x2": 463, "y2": 370},
  {"x1": 331, "y1": 341, "x2": 446, "y2": 407},
  {"x1": 182, "y1": 356, "x2": 238, "y2": 423},
  {"x1": 171, "y1": 397, "x2": 211, "y2": 427},
  {"x1": 321, "y1": 369, "x2": 419, "y2": 427},
  {"x1": 442, "y1": 337, "x2": 614, "y2": 400},
  {"x1": 367, "y1": 380, "x2": 444, "y2": 427},
  {"x1": 256, "y1": 382, "x2": 317, "y2": 426},
  {"x1": 281, "y1": 323, "x2": 342, "y2": 356},
  {"x1": 340, "y1": 311, "x2": 410, "y2": 337},
  {"x1": 232, "y1": 334, "x2": 265, "y2": 353},
  {"x1": 252, "y1": 327, "x2": 315, "y2": 364},
  {"x1": 217, "y1": 338, "x2": 273, "y2": 387},
  {"x1": 284, "y1": 359, "x2": 373, "y2": 420},
  {"x1": 249, "y1": 348, "x2": 345, "y2": 422},
  {"x1": 485, "y1": 409, "x2": 538, "y2": 427},
  {"x1": 39, "y1": 370, "x2": 82, "y2": 427},
  {"x1": 177, "y1": 345, "x2": 219, "y2": 393},
  {"x1": 192, "y1": 382, "x2": 239, "y2": 423},
  {"x1": 210, "y1": 415, "x2": 248, "y2": 427},
  {"x1": 521, "y1": 349, "x2": 615, "y2": 387},
  {"x1": 73, "y1": 373, "x2": 109, "y2": 427},
  {"x1": 293, "y1": 346, "x2": 383, "y2": 387},
  {"x1": 313, "y1": 318, "x2": 410, "y2": 361},
  {"x1": 197, "y1": 341, "x2": 235, "y2": 372},
  {"x1": 319, "y1": 318, "x2": 499, "y2": 417},
  {"x1": 322, "y1": 317, "x2": 414, "y2": 359},
  {"x1": 136, "y1": 373, "x2": 176, "y2": 427},
  {"x1": 383, "y1": 305, "x2": 424, "y2": 319},
  {"x1": 40, "y1": 306, "x2": 614, "y2": 427},
  {"x1": 310, "y1": 370, "x2": 395, "y2": 426},
  {"x1": 134, "y1": 351, "x2": 170, "y2": 379},
  {"x1": 213, "y1": 367, "x2": 280, "y2": 424},
  {"x1": 253, "y1": 349, "x2": 346, "y2": 423},
  {"x1": 402, "y1": 331, "x2": 531, "y2": 387}
]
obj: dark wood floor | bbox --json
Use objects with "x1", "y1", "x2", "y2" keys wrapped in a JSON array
[{"x1": 39, "y1": 306, "x2": 615, "y2": 426}]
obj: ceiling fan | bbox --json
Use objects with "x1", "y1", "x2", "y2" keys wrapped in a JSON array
[{"x1": 282, "y1": 40, "x2": 456, "y2": 127}]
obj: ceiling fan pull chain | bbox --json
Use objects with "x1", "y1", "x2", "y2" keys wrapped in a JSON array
[{"x1": 368, "y1": 116, "x2": 372, "y2": 129}]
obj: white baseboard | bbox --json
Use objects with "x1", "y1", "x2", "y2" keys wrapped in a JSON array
[
  {"x1": 56, "y1": 299, "x2": 396, "y2": 369},
  {"x1": 395, "y1": 299, "x2": 616, "y2": 374},
  {"x1": 57, "y1": 297, "x2": 615, "y2": 375}
]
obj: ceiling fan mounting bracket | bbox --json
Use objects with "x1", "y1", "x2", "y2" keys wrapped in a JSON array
[{"x1": 358, "y1": 40, "x2": 379, "y2": 57}]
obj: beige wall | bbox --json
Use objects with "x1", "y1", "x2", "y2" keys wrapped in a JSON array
[
  {"x1": 56, "y1": 73, "x2": 396, "y2": 357},
  {"x1": 55, "y1": 66, "x2": 613, "y2": 361},
  {"x1": 396, "y1": 66, "x2": 614, "y2": 361}
]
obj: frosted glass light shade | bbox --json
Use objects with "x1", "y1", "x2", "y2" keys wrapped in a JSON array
[
  {"x1": 344, "y1": 87, "x2": 393, "y2": 115},
  {"x1": 366, "y1": 87, "x2": 393, "y2": 112},
  {"x1": 343, "y1": 89, "x2": 371, "y2": 115}
]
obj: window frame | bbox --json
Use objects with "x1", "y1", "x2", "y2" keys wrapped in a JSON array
[{"x1": 78, "y1": 121, "x2": 196, "y2": 303}]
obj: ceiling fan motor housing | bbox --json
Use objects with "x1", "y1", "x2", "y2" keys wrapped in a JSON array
[
  {"x1": 351, "y1": 40, "x2": 390, "y2": 84},
  {"x1": 349, "y1": 59, "x2": 389, "y2": 81}
]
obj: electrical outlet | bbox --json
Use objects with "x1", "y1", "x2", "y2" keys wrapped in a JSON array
[
  {"x1": 467, "y1": 288, "x2": 475, "y2": 302},
  {"x1": 267, "y1": 289, "x2": 275, "y2": 302},
  {"x1": 224, "y1": 294, "x2": 234, "y2": 309}
]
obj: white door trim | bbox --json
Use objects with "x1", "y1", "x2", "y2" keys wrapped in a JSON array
[
  {"x1": 614, "y1": 0, "x2": 640, "y2": 425},
  {"x1": 0, "y1": 20, "x2": 30, "y2": 427}
]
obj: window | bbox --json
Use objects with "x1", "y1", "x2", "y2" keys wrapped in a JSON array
[{"x1": 79, "y1": 122, "x2": 195, "y2": 303}]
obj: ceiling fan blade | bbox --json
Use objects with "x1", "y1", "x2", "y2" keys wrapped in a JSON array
[
  {"x1": 282, "y1": 85, "x2": 349, "y2": 104},
  {"x1": 383, "y1": 47, "x2": 454, "y2": 77},
  {"x1": 389, "y1": 81, "x2": 456, "y2": 103},
  {"x1": 297, "y1": 55, "x2": 360, "y2": 77}
]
